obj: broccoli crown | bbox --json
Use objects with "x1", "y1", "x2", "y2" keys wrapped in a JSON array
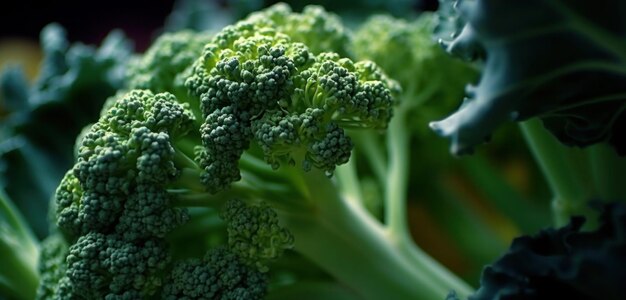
[
  {"x1": 245, "y1": 3, "x2": 351, "y2": 56},
  {"x1": 46, "y1": 89, "x2": 296, "y2": 299},
  {"x1": 186, "y1": 20, "x2": 397, "y2": 191},
  {"x1": 46, "y1": 90, "x2": 196, "y2": 298},
  {"x1": 43, "y1": 5, "x2": 395, "y2": 298}
]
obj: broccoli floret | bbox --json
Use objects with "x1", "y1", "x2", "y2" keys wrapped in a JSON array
[
  {"x1": 65, "y1": 232, "x2": 169, "y2": 299},
  {"x1": 46, "y1": 88, "x2": 293, "y2": 298},
  {"x1": 126, "y1": 30, "x2": 211, "y2": 120},
  {"x1": 352, "y1": 14, "x2": 476, "y2": 112},
  {"x1": 116, "y1": 184, "x2": 189, "y2": 240},
  {"x1": 36, "y1": 234, "x2": 69, "y2": 299},
  {"x1": 55, "y1": 90, "x2": 195, "y2": 237},
  {"x1": 186, "y1": 20, "x2": 396, "y2": 191},
  {"x1": 245, "y1": 3, "x2": 351, "y2": 56},
  {"x1": 163, "y1": 247, "x2": 267, "y2": 300},
  {"x1": 222, "y1": 199, "x2": 294, "y2": 271}
]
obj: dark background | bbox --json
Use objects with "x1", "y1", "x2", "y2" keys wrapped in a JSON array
[{"x1": 0, "y1": 0, "x2": 438, "y2": 50}]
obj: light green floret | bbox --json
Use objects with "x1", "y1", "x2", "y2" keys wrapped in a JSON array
[
  {"x1": 126, "y1": 31, "x2": 211, "y2": 94},
  {"x1": 125, "y1": 30, "x2": 211, "y2": 118},
  {"x1": 352, "y1": 14, "x2": 477, "y2": 108},
  {"x1": 245, "y1": 3, "x2": 351, "y2": 56}
]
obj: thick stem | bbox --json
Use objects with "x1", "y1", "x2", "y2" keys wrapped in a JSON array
[
  {"x1": 278, "y1": 168, "x2": 472, "y2": 300},
  {"x1": 520, "y1": 119, "x2": 589, "y2": 226}
]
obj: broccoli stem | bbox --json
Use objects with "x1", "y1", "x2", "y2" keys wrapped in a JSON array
[
  {"x1": 0, "y1": 189, "x2": 40, "y2": 300},
  {"x1": 519, "y1": 119, "x2": 590, "y2": 226},
  {"x1": 171, "y1": 168, "x2": 206, "y2": 192},
  {"x1": 275, "y1": 167, "x2": 471, "y2": 300},
  {"x1": 385, "y1": 108, "x2": 474, "y2": 298},
  {"x1": 334, "y1": 157, "x2": 365, "y2": 206},
  {"x1": 385, "y1": 108, "x2": 410, "y2": 239}
]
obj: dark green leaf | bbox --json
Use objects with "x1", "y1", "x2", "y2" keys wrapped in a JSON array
[{"x1": 431, "y1": 0, "x2": 626, "y2": 155}]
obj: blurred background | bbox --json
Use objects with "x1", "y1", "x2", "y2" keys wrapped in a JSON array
[
  {"x1": 0, "y1": 0, "x2": 438, "y2": 48},
  {"x1": 0, "y1": 0, "x2": 439, "y2": 85}
]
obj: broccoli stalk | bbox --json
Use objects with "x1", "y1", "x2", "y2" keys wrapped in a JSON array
[{"x1": 0, "y1": 188, "x2": 40, "y2": 300}]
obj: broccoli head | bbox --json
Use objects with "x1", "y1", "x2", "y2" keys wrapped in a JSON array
[
  {"x1": 40, "y1": 4, "x2": 404, "y2": 299},
  {"x1": 186, "y1": 21, "x2": 397, "y2": 191},
  {"x1": 45, "y1": 89, "x2": 294, "y2": 299}
]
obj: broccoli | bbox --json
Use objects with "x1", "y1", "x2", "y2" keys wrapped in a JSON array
[
  {"x1": 46, "y1": 89, "x2": 286, "y2": 298},
  {"x1": 244, "y1": 3, "x2": 351, "y2": 56},
  {"x1": 35, "y1": 4, "x2": 473, "y2": 300},
  {"x1": 3, "y1": 3, "x2": 625, "y2": 300}
]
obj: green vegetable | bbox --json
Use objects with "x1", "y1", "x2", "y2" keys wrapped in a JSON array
[
  {"x1": 35, "y1": 5, "x2": 472, "y2": 299},
  {"x1": 6, "y1": 2, "x2": 624, "y2": 300}
]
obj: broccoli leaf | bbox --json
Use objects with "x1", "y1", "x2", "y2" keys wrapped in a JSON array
[
  {"x1": 452, "y1": 203, "x2": 626, "y2": 300},
  {"x1": 430, "y1": 0, "x2": 626, "y2": 155}
]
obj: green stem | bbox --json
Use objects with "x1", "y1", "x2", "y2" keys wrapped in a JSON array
[
  {"x1": 385, "y1": 109, "x2": 411, "y2": 240},
  {"x1": 334, "y1": 157, "x2": 364, "y2": 206},
  {"x1": 385, "y1": 108, "x2": 474, "y2": 297},
  {"x1": 399, "y1": 240, "x2": 474, "y2": 298},
  {"x1": 174, "y1": 147, "x2": 200, "y2": 170},
  {"x1": 349, "y1": 131, "x2": 387, "y2": 185},
  {"x1": 171, "y1": 168, "x2": 206, "y2": 192},
  {"x1": 279, "y1": 168, "x2": 472, "y2": 300},
  {"x1": 519, "y1": 119, "x2": 589, "y2": 226},
  {"x1": 0, "y1": 189, "x2": 40, "y2": 300}
]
